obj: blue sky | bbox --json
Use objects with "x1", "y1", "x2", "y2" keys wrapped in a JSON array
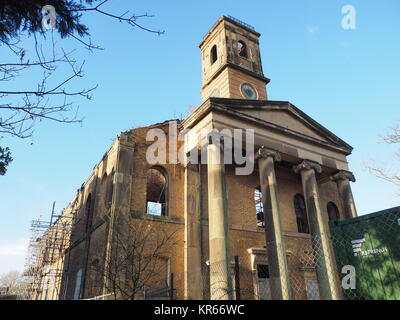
[{"x1": 1, "y1": 0, "x2": 399, "y2": 274}]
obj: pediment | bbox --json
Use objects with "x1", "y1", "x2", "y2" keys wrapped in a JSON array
[
  {"x1": 207, "y1": 98, "x2": 352, "y2": 153},
  {"x1": 238, "y1": 107, "x2": 330, "y2": 142}
]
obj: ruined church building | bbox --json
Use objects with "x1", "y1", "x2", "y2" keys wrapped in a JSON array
[{"x1": 34, "y1": 16, "x2": 358, "y2": 300}]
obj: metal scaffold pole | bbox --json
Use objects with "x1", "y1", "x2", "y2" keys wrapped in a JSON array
[{"x1": 23, "y1": 200, "x2": 77, "y2": 300}]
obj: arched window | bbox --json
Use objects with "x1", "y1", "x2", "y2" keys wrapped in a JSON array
[
  {"x1": 146, "y1": 167, "x2": 168, "y2": 216},
  {"x1": 237, "y1": 40, "x2": 248, "y2": 58},
  {"x1": 105, "y1": 171, "x2": 114, "y2": 210},
  {"x1": 293, "y1": 194, "x2": 309, "y2": 233},
  {"x1": 254, "y1": 187, "x2": 264, "y2": 227},
  {"x1": 99, "y1": 173, "x2": 107, "y2": 212},
  {"x1": 327, "y1": 202, "x2": 340, "y2": 221},
  {"x1": 210, "y1": 45, "x2": 218, "y2": 65},
  {"x1": 73, "y1": 269, "x2": 83, "y2": 300},
  {"x1": 85, "y1": 193, "x2": 94, "y2": 232}
]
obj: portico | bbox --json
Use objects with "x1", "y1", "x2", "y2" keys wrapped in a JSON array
[{"x1": 182, "y1": 97, "x2": 357, "y2": 300}]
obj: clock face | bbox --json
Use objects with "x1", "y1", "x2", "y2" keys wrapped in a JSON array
[{"x1": 241, "y1": 83, "x2": 257, "y2": 99}]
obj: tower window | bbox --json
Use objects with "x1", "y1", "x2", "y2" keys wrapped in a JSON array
[
  {"x1": 146, "y1": 167, "x2": 168, "y2": 216},
  {"x1": 254, "y1": 187, "x2": 264, "y2": 227},
  {"x1": 327, "y1": 202, "x2": 340, "y2": 220},
  {"x1": 237, "y1": 40, "x2": 248, "y2": 58},
  {"x1": 210, "y1": 45, "x2": 218, "y2": 65},
  {"x1": 293, "y1": 194, "x2": 309, "y2": 233}
]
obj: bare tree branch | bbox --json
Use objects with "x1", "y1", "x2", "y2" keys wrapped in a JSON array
[
  {"x1": 0, "y1": 35, "x2": 95, "y2": 138},
  {"x1": 365, "y1": 123, "x2": 400, "y2": 192},
  {"x1": 90, "y1": 214, "x2": 178, "y2": 300},
  {"x1": 381, "y1": 125, "x2": 400, "y2": 144},
  {"x1": 0, "y1": 1, "x2": 164, "y2": 174},
  {"x1": 365, "y1": 162, "x2": 400, "y2": 188},
  {"x1": 71, "y1": 0, "x2": 165, "y2": 36}
]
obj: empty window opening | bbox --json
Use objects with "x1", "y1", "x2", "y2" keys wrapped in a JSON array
[
  {"x1": 257, "y1": 264, "x2": 269, "y2": 279},
  {"x1": 254, "y1": 187, "x2": 264, "y2": 227},
  {"x1": 85, "y1": 194, "x2": 94, "y2": 232},
  {"x1": 210, "y1": 45, "x2": 218, "y2": 65},
  {"x1": 146, "y1": 167, "x2": 167, "y2": 216},
  {"x1": 327, "y1": 202, "x2": 340, "y2": 220},
  {"x1": 237, "y1": 40, "x2": 248, "y2": 58},
  {"x1": 293, "y1": 194, "x2": 309, "y2": 233},
  {"x1": 105, "y1": 171, "x2": 114, "y2": 210},
  {"x1": 255, "y1": 263, "x2": 271, "y2": 300},
  {"x1": 99, "y1": 173, "x2": 107, "y2": 212},
  {"x1": 73, "y1": 269, "x2": 82, "y2": 300}
]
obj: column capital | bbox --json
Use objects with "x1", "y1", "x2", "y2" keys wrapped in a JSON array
[
  {"x1": 293, "y1": 159, "x2": 322, "y2": 174},
  {"x1": 256, "y1": 146, "x2": 282, "y2": 162},
  {"x1": 331, "y1": 170, "x2": 356, "y2": 183}
]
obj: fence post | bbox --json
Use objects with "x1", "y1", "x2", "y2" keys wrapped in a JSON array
[
  {"x1": 234, "y1": 256, "x2": 241, "y2": 300},
  {"x1": 170, "y1": 273, "x2": 174, "y2": 300}
]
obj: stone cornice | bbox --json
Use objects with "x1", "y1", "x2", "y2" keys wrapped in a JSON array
[
  {"x1": 331, "y1": 170, "x2": 356, "y2": 183},
  {"x1": 293, "y1": 160, "x2": 322, "y2": 174},
  {"x1": 255, "y1": 146, "x2": 282, "y2": 162},
  {"x1": 201, "y1": 62, "x2": 270, "y2": 91}
]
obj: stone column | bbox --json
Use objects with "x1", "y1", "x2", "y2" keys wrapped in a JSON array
[
  {"x1": 293, "y1": 160, "x2": 340, "y2": 300},
  {"x1": 256, "y1": 147, "x2": 291, "y2": 300},
  {"x1": 184, "y1": 162, "x2": 204, "y2": 299},
  {"x1": 331, "y1": 170, "x2": 357, "y2": 219},
  {"x1": 207, "y1": 133, "x2": 233, "y2": 300}
]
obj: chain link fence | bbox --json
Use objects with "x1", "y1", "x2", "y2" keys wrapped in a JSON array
[
  {"x1": 285, "y1": 234, "x2": 339, "y2": 300},
  {"x1": 83, "y1": 208, "x2": 400, "y2": 300}
]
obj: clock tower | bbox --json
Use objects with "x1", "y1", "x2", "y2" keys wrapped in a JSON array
[{"x1": 199, "y1": 16, "x2": 270, "y2": 102}]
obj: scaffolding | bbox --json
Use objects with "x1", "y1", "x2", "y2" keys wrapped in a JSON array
[{"x1": 24, "y1": 201, "x2": 76, "y2": 300}]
